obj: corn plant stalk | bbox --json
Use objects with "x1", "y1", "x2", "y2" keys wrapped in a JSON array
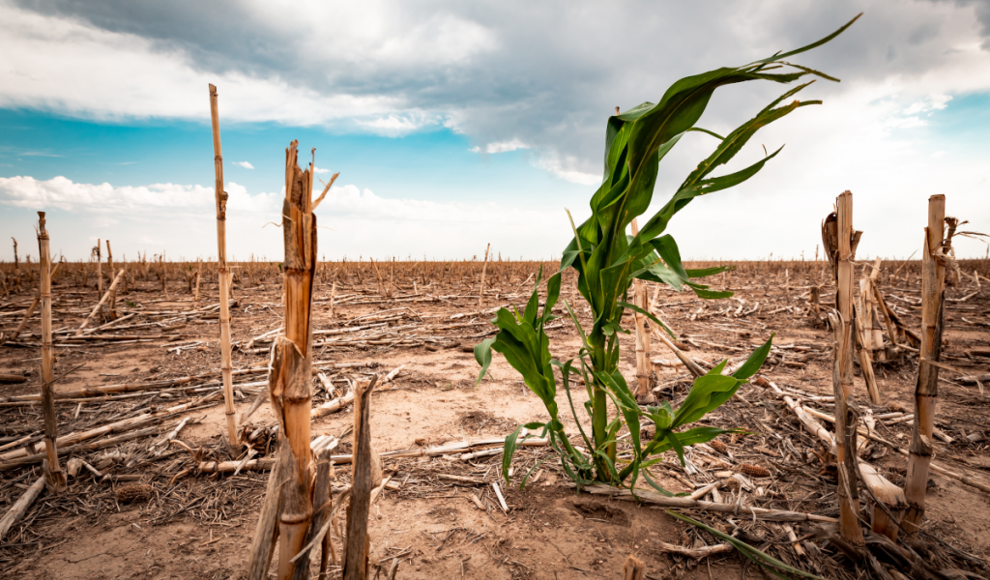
[
  {"x1": 106, "y1": 240, "x2": 116, "y2": 316},
  {"x1": 95, "y1": 237, "x2": 103, "y2": 297},
  {"x1": 75, "y1": 268, "x2": 125, "y2": 336},
  {"x1": 208, "y1": 83, "x2": 239, "y2": 452},
  {"x1": 903, "y1": 194, "x2": 946, "y2": 533},
  {"x1": 36, "y1": 212, "x2": 66, "y2": 491},
  {"x1": 829, "y1": 310, "x2": 863, "y2": 545},
  {"x1": 834, "y1": 192, "x2": 857, "y2": 401},
  {"x1": 267, "y1": 140, "x2": 318, "y2": 580},
  {"x1": 246, "y1": 438, "x2": 292, "y2": 580},
  {"x1": 630, "y1": 217, "x2": 652, "y2": 402},
  {"x1": 343, "y1": 377, "x2": 378, "y2": 580},
  {"x1": 831, "y1": 192, "x2": 863, "y2": 544},
  {"x1": 194, "y1": 259, "x2": 203, "y2": 305},
  {"x1": 479, "y1": 243, "x2": 490, "y2": 305}
]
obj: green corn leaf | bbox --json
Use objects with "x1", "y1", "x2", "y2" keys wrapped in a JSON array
[
  {"x1": 502, "y1": 426, "x2": 524, "y2": 484},
  {"x1": 672, "y1": 374, "x2": 743, "y2": 428},
  {"x1": 597, "y1": 370, "x2": 642, "y2": 455},
  {"x1": 592, "y1": 448, "x2": 621, "y2": 483},
  {"x1": 652, "y1": 235, "x2": 688, "y2": 280},
  {"x1": 688, "y1": 285, "x2": 734, "y2": 300},
  {"x1": 641, "y1": 468, "x2": 676, "y2": 497},
  {"x1": 557, "y1": 359, "x2": 595, "y2": 451},
  {"x1": 708, "y1": 358, "x2": 729, "y2": 376},
  {"x1": 474, "y1": 337, "x2": 496, "y2": 385},
  {"x1": 732, "y1": 334, "x2": 775, "y2": 380},
  {"x1": 562, "y1": 299, "x2": 590, "y2": 349},
  {"x1": 646, "y1": 426, "x2": 735, "y2": 457},
  {"x1": 686, "y1": 127, "x2": 725, "y2": 140},
  {"x1": 685, "y1": 265, "x2": 734, "y2": 278},
  {"x1": 667, "y1": 428, "x2": 687, "y2": 466},
  {"x1": 746, "y1": 12, "x2": 860, "y2": 66},
  {"x1": 617, "y1": 300, "x2": 676, "y2": 340}
]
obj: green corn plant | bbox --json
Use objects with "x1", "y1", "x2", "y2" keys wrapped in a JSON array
[{"x1": 476, "y1": 15, "x2": 859, "y2": 488}]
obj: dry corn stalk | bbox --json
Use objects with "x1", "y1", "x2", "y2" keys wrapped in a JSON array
[
  {"x1": 266, "y1": 141, "x2": 319, "y2": 580},
  {"x1": 630, "y1": 217, "x2": 653, "y2": 402},
  {"x1": 209, "y1": 84, "x2": 239, "y2": 451},
  {"x1": 903, "y1": 194, "x2": 947, "y2": 534},
  {"x1": 831, "y1": 191, "x2": 863, "y2": 546},
  {"x1": 36, "y1": 212, "x2": 66, "y2": 492}
]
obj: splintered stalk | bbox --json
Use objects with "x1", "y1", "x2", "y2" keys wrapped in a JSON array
[
  {"x1": 36, "y1": 212, "x2": 66, "y2": 492},
  {"x1": 209, "y1": 84, "x2": 240, "y2": 452},
  {"x1": 95, "y1": 237, "x2": 103, "y2": 297},
  {"x1": 832, "y1": 191, "x2": 863, "y2": 545},
  {"x1": 268, "y1": 140, "x2": 318, "y2": 580},
  {"x1": 106, "y1": 240, "x2": 116, "y2": 316},
  {"x1": 903, "y1": 194, "x2": 947, "y2": 533}
]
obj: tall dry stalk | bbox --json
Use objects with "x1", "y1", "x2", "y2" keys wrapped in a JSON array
[
  {"x1": 630, "y1": 217, "x2": 652, "y2": 402},
  {"x1": 194, "y1": 259, "x2": 203, "y2": 304},
  {"x1": 209, "y1": 83, "x2": 239, "y2": 451},
  {"x1": 903, "y1": 194, "x2": 946, "y2": 533},
  {"x1": 832, "y1": 192, "x2": 862, "y2": 545},
  {"x1": 478, "y1": 243, "x2": 490, "y2": 305},
  {"x1": 106, "y1": 240, "x2": 116, "y2": 316},
  {"x1": 95, "y1": 237, "x2": 103, "y2": 298},
  {"x1": 268, "y1": 140, "x2": 318, "y2": 579},
  {"x1": 36, "y1": 212, "x2": 66, "y2": 492},
  {"x1": 11, "y1": 238, "x2": 17, "y2": 270},
  {"x1": 343, "y1": 378, "x2": 377, "y2": 580}
]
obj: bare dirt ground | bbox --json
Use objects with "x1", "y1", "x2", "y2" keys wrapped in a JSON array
[{"x1": 1, "y1": 260, "x2": 988, "y2": 579}]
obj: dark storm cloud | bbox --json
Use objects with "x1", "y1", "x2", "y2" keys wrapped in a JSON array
[{"x1": 10, "y1": 0, "x2": 987, "y2": 175}]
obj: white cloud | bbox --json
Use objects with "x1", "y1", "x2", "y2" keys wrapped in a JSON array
[
  {"x1": 313, "y1": 167, "x2": 330, "y2": 174},
  {"x1": 0, "y1": 176, "x2": 279, "y2": 215},
  {"x1": 374, "y1": 13, "x2": 498, "y2": 66},
  {"x1": 355, "y1": 114, "x2": 439, "y2": 136},
  {"x1": 469, "y1": 139, "x2": 530, "y2": 154},
  {"x1": 233, "y1": 161, "x2": 255, "y2": 169},
  {"x1": 902, "y1": 94, "x2": 953, "y2": 116},
  {"x1": 0, "y1": 3, "x2": 420, "y2": 127},
  {"x1": 884, "y1": 115, "x2": 928, "y2": 129},
  {"x1": 536, "y1": 153, "x2": 601, "y2": 186}
]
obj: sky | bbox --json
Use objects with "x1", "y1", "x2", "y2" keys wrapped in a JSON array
[{"x1": 1, "y1": 0, "x2": 988, "y2": 263}]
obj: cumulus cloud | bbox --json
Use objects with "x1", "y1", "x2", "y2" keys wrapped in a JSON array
[
  {"x1": 233, "y1": 161, "x2": 254, "y2": 169},
  {"x1": 469, "y1": 139, "x2": 529, "y2": 154},
  {"x1": 0, "y1": 176, "x2": 279, "y2": 215},
  {"x1": 536, "y1": 153, "x2": 601, "y2": 186}
]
